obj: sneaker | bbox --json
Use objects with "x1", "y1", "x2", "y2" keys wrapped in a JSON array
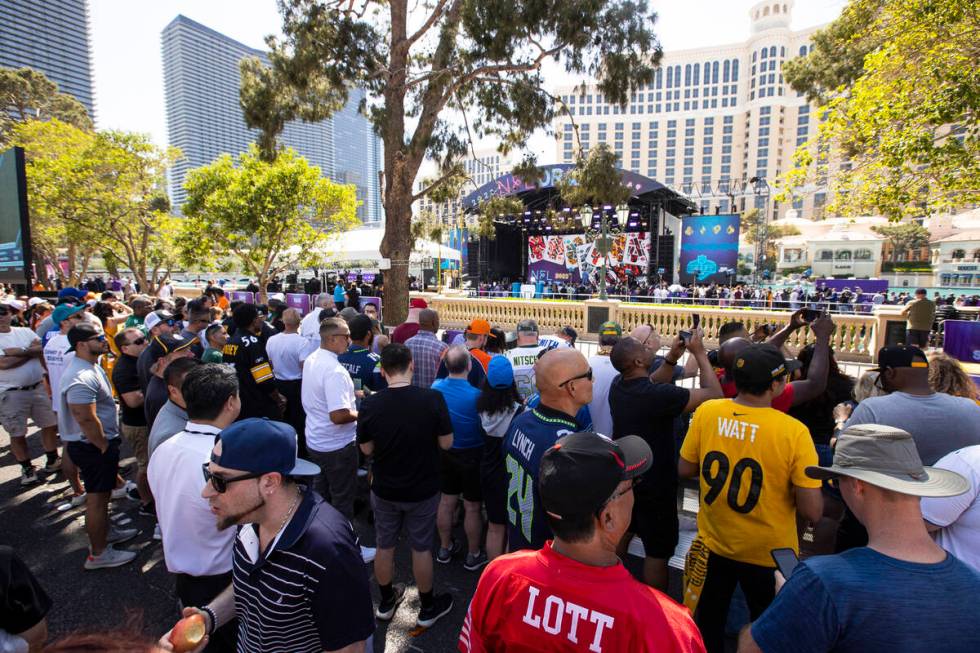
[
  {"x1": 20, "y1": 466, "x2": 40, "y2": 486},
  {"x1": 464, "y1": 550, "x2": 489, "y2": 572},
  {"x1": 84, "y1": 545, "x2": 137, "y2": 570},
  {"x1": 436, "y1": 539, "x2": 461, "y2": 564},
  {"x1": 360, "y1": 546, "x2": 376, "y2": 564},
  {"x1": 138, "y1": 500, "x2": 156, "y2": 517},
  {"x1": 111, "y1": 480, "x2": 136, "y2": 501},
  {"x1": 126, "y1": 485, "x2": 142, "y2": 502},
  {"x1": 107, "y1": 526, "x2": 139, "y2": 545},
  {"x1": 375, "y1": 583, "x2": 406, "y2": 621},
  {"x1": 416, "y1": 593, "x2": 454, "y2": 628},
  {"x1": 153, "y1": 524, "x2": 162, "y2": 541},
  {"x1": 44, "y1": 457, "x2": 62, "y2": 473},
  {"x1": 70, "y1": 492, "x2": 87, "y2": 507}
]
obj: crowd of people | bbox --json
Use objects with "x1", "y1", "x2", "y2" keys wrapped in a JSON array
[
  {"x1": 1, "y1": 278, "x2": 980, "y2": 653},
  {"x1": 475, "y1": 277, "x2": 979, "y2": 313}
]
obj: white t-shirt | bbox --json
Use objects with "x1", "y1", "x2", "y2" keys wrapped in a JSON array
[
  {"x1": 299, "y1": 307, "x2": 324, "y2": 348},
  {"x1": 587, "y1": 353, "x2": 618, "y2": 438},
  {"x1": 265, "y1": 332, "x2": 308, "y2": 381},
  {"x1": 301, "y1": 348, "x2": 356, "y2": 453},
  {"x1": 921, "y1": 445, "x2": 980, "y2": 573},
  {"x1": 42, "y1": 333, "x2": 73, "y2": 413},
  {"x1": 0, "y1": 327, "x2": 46, "y2": 391},
  {"x1": 504, "y1": 344, "x2": 546, "y2": 401},
  {"x1": 147, "y1": 421, "x2": 234, "y2": 576},
  {"x1": 538, "y1": 335, "x2": 573, "y2": 350}
]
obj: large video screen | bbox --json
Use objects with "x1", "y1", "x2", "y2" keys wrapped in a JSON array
[
  {"x1": 0, "y1": 147, "x2": 31, "y2": 283},
  {"x1": 527, "y1": 232, "x2": 650, "y2": 285},
  {"x1": 679, "y1": 214, "x2": 740, "y2": 284}
]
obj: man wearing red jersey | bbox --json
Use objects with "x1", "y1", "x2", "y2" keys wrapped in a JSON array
[{"x1": 459, "y1": 431, "x2": 705, "y2": 653}]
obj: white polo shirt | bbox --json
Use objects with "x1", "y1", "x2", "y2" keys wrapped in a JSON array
[
  {"x1": 147, "y1": 421, "x2": 234, "y2": 577},
  {"x1": 302, "y1": 348, "x2": 356, "y2": 453},
  {"x1": 265, "y1": 332, "x2": 307, "y2": 381}
]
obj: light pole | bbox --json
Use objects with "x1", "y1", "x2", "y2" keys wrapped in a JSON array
[
  {"x1": 749, "y1": 176, "x2": 771, "y2": 285},
  {"x1": 579, "y1": 204, "x2": 629, "y2": 301}
]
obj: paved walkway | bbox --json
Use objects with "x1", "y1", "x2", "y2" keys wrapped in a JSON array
[{"x1": 0, "y1": 426, "x2": 486, "y2": 652}]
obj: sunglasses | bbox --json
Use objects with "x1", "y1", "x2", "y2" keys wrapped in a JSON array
[
  {"x1": 0, "y1": 310, "x2": 9, "y2": 316},
  {"x1": 201, "y1": 463, "x2": 264, "y2": 493},
  {"x1": 164, "y1": 319, "x2": 177, "y2": 326},
  {"x1": 558, "y1": 367, "x2": 593, "y2": 387},
  {"x1": 594, "y1": 478, "x2": 641, "y2": 517},
  {"x1": 84, "y1": 335, "x2": 107, "y2": 344},
  {"x1": 127, "y1": 337, "x2": 146, "y2": 346}
]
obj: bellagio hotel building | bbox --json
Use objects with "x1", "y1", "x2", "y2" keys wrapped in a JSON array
[{"x1": 552, "y1": 0, "x2": 837, "y2": 221}]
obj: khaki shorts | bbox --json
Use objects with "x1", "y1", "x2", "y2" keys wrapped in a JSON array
[
  {"x1": 120, "y1": 422, "x2": 149, "y2": 469},
  {"x1": 0, "y1": 384, "x2": 57, "y2": 438}
]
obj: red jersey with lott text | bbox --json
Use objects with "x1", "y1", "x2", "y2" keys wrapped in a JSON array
[{"x1": 459, "y1": 542, "x2": 705, "y2": 653}]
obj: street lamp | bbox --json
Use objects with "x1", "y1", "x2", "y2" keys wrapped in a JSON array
[{"x1": 579, "y1": 204, "x2": 628, "y2": 301}]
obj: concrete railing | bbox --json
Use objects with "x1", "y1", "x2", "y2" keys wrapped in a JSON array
[{"x1": 419, "y1": 294, "x2": 883, "y2": 362}]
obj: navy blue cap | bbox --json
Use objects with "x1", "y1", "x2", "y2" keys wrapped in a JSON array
[{"x1": 214, "y1": 418, "x2": 319, "y2": 477}]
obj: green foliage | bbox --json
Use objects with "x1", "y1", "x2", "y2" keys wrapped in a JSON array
[
  {"x1": 557, "y1": 144, "x2": 632, "y2": 209},
  {"x1": 237, "y1": 0, "x2": 663, "y2": 321},
  {"x1": 180, "y1": 145, "x2": 359, "y2": 292},
  {"x1": 779, "y1": 0, "x2": 980, "y2": 219},
  {"x1": 11, "y1": 120, "x2": 178, "y2": 291},
  {"x1": 475, "y1": 195, "x2": 525, "y2": 239},
  {"x1": 871, "y1": 222, "x2": 931, "y2": 261},
  {"x1": 881, "y1": 261, "x2": 933, "y2": 272},
  {"x1": 740, "y1": 208, "x2": 801, "y2": 266},
  {"x1": 0, "y1": 67, "x2": 92, "y2": 147}
]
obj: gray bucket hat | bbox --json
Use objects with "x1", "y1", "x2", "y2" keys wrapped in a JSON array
[{"x1": 806, "y1": 424, "x2": 969, "y2": 497}]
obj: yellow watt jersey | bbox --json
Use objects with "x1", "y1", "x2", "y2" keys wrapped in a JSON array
[{"x1": 679, "y1": 398, "x2": 820, "y2": 567}]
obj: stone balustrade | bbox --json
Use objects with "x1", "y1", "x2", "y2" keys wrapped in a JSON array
[{"x1": 419, "y1": 294, "x2": 882, "y2": 362}]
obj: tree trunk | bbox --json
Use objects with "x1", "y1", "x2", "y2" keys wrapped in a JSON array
[{"x1": 380, "y1": 197, "x2": 413, "y2": 326}]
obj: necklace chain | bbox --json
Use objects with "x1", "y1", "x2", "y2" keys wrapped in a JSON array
[{"x1": 275, "y1": 489, "x2": 301, "y2": 536}]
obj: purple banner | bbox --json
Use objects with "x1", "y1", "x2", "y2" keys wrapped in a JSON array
[
  {"x1": 229, "y1": 291, "x2": 254, "y2": 303},
  {"x1": 345, "y1": 273, "x2": 376, "y2": 283},
  {"x1": 359, "y1": 296, "x2": 382, "y2": 321},
  {"x1": 943, "y1": 320, "x2": 980, "y2": 364},
  {"x1": 815, "y1": 279, "x2": 888, "y2": 293},
  {"x1": 286, "y1": 293, "x2": 311, "y2": 315}
]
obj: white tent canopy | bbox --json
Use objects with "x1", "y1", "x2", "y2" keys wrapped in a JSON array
[{"x1": 286, "y1": 227, "x2": 462, "y2": 264}]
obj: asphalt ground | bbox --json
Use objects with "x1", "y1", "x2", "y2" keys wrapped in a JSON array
[{"x1": 1, "y1": 424, "x2": 699, "y2": 652}]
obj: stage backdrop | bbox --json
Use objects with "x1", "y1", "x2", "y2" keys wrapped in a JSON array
[
  {"x1": 679, "y1": 214, "x2": 740, "y2": 284},
  {"x1": 527, "y1": 233, "x2": 649, "y2": 285}
]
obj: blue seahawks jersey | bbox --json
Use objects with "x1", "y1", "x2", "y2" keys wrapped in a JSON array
[
  {"x1": 526, "y1": 393, "x2": 592, "y2": 430},
  {"x1": 502, "y1": 404, "x2": 582, "y2": 551},
  {"x1": 338, "y1": 346, "x2": 387, "y2": 391}
]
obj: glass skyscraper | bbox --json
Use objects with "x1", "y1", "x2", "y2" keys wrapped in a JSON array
[
  {"x1": 0, "y1": 0, "x2": 95, "y2": 117},
  {"x1": 162, "y1": 15, "x2": 382, "y2": 223}
]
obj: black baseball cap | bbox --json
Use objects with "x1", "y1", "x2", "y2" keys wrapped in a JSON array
[
  {"x1": 539, "y1": 432, "x2": 652, "y2": 520},
  {"x1": 65, "y1": 323, "x2": 103, "y2": 352},
  {"x1": 732, "y1": 344, "x2": 801, "y2": 386},
  {"x1": 869, "y1": 345, "x2": 929, "y2": 372},
  {"x1": 150, "y1": 333, "x2": 197, "y2": 357}
]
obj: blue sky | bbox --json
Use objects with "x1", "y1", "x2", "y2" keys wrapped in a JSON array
[{"x1": 90, "y1": 0, "x2": 846, "y2": 155}]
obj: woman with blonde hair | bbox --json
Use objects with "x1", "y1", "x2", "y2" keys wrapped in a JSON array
[{"x1": 928, "y1": 351, "x2": 979, "y2": 401}]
